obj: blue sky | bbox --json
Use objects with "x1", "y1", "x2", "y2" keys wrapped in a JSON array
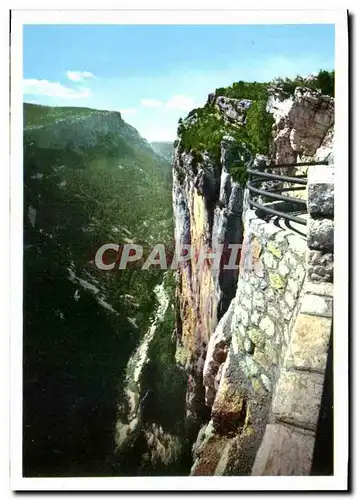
[{"x1": 23, "y1": 24, "x2": 334, "y2": 141}]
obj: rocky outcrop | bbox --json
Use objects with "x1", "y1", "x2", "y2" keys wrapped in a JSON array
[
  {"x1": 208, "y1": 94, "x2": 252, "y2": 124},
  {"x1": 267, "y1": 86, "x2": 334, "y2": 164}
]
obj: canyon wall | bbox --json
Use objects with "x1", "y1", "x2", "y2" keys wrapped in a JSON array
[
  {"x1": 173, "y1": 83, "x2": 334, "y2": 475},
  {"x1": 173, "y1": 139, "x2": 245, "y2": 437}
]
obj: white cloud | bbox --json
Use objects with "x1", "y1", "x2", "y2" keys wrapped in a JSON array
[
  {"x1": 143, "y1": 126, "x2": 176, "y2": 142},
  {"x1": 66, "y1": 70, "x2": 95, "y2": 82},
  {"x1": 140, "y1": 98, "x2": 164, "y2": 108},
  {"x1": 23, "y1": 79, "x2": 92, "y2": 99},
  {"x1": 140, "y1": 95, "x2": 195, "y2": 112},
  {"x1": 165, "y1": 94, "x2": 195, "y2": 111},
  {"x1": 119, "y1": 108, "x2": 137, "y2": 115}
]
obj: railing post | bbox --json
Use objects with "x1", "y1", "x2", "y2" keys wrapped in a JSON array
[{"x1": 306, "y1": 161, "x2": 334, "y2": 282}]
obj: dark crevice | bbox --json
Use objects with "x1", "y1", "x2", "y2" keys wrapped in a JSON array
[{"x1": 310, "y1": 324, "x2": 334, "y2": 475}]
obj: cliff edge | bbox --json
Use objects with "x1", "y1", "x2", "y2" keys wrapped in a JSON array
[{"x1": 172, "y1": 73, "x2": 334, "y2": 475}]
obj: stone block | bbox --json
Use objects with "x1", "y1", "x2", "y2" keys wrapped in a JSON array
[
  {"x1": 267, "y1": 304, "x2": 281, "y2": 320},
  {"x1": 253, "y1": 291, "x2": 266, "y2": 312},
  {"x1": 307, "y1": 217, "x2": 334, "y2": 252},
  {"x1": 304, "y1": 281, "x2": 334, "y2": 297},
  {"x1": 251, "y1": 237, "x2": 262, "y2": 260},
  {"x1": 259, "y1": 316, "x2": 275, "y2": 337},
  {"x1": 267, "y1": 241, "x2": 283, "y2": 258},
  {"x1": 251, "y1": 423, "x2": 315, "y2": 476},
  {"x1": 253, "y1": 345, "x2": 278, "y2": 370},
  {"x1": 307, "y1": 165, "x2": 334, "y2": 216},
  {"x1": 300, "y1": 294, "x2": 333, "y2": 317},
  {"x1": 240, "y1": 308, "x2": 249, "y2": 327},
  {"x1": 242, "y1": 295, "x2": 252, "y2": 312},
  {"x1": 248, "y1": 328, "x2": 265, "y2": 349},
  {"x1": 283, "y1": 252, "x2": 298, "y2": 271},
  {"x1": 251, "y1": 377, "x2": 266, "y2": 396},
  {"x1": 231, "y1": 332, "x2": 241, "y2": 355},
  {"x1": 272, "y1": 370, "x2": 324, "y2": 431},
  {"x1": 280, "y1": 301, "x2": 293, "y2": 322},
  {"x1": 242, "y1": 356, "x2": 260, "y2": 378},
  {"x1": 254, "y1": 260, "x2": 265, "y2": 278},
  {"x1": 285, "y1": 291, "x2": 295, "y2": 308},
  {"x1": 278, "y1": 260, "x2": 290, "y2": 277},
  {"x1": 285, "y1": 314, "x2": 332, "y2": 372},
  {"x1": 265, "y1": 288, "x2": 277, "y2": 302},
  {"x1": 244, "y1": 338, "x2": 255, "y2": 354},
  {"x1": 286, "y1": 234, "x2": 307, "y2": 257},
  {"x1": 244, "y1": 281, "x2": 253, "y2": 297},
  {"x1": 287, "y1": 277, "x2": 299, "y2": 297},
  {"x1": 251, "y1": 311, "x2": 261, "y2": 326},
  {"x1": 256, "y1": 221, "x2": 284, "y2": 240},
  {"x1": 238, "y1": 322, "x2": 246, "y2": 337},
  {"x1": 263, "y1": 251, "x2": 278, "y2": 269},
  {"x1": 295, "y1": 264, "x2": 306, "y2": 283},
  {"x1": 307, "y1": 250, "x2": 333, "y2": 283}
]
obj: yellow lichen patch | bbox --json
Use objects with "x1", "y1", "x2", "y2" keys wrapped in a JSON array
[
  {"x1": 267, "y1": 242, "x2": 282, "y2": 258},
  {"x1": 268, "y1": 272, "x2": 286, "y2": 289}
]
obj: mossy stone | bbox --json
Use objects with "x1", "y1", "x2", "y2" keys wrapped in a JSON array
[{"x1": 269, "y1": 272, "x2": 285, "y2": 289}]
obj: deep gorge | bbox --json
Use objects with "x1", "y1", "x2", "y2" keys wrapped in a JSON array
[{"x1": 23, "y1": 71, "x2": 334, "y2": 477}]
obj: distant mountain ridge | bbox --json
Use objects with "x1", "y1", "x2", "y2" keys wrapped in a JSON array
[{"x1": 150, "y1": 141, "x2": 174, "y2": 163}]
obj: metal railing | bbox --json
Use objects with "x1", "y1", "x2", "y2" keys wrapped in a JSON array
[{"x1": 247, "y1": 160, "x2": 329, "y2": 226}]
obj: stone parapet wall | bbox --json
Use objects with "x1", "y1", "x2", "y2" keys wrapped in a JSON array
[
  {"x1": 252, "y1": 162, "x2": 334, "y2": 475},
  {"x1": 252, "y1": 282, "x2": 333, "y2": 476},
  {"x1": 202, "y1": 211, "x2": 307, "y2": 413},
  {"x1": 193, "y1": 160, "x2": 335, "y2": 476},
  {"x1": 192, "y1": 207, "x2": 309, "y2": 476}
]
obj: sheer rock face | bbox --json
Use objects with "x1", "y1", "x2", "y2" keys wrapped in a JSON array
[
  {"x1": 267, "y1": 87, "x2": 334, "y2": 163},
  {"x1": 172, "y1": 139, "x2": 245, "y2": 434}
]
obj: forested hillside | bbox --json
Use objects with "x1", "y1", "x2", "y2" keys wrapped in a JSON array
[{"x1": 23, "y1": 103, "x2": 174, "y2": 476}]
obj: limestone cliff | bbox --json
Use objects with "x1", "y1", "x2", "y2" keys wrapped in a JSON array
[
  {"x1": 172, "y1": 76, "x2": 334, "y2": 475},
  {"x1": 267, "y1": 85, "x2": 334, "y2": 163},
  {"x1": 173, "y1": 137, "x2": 245, "y2": 439}
]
